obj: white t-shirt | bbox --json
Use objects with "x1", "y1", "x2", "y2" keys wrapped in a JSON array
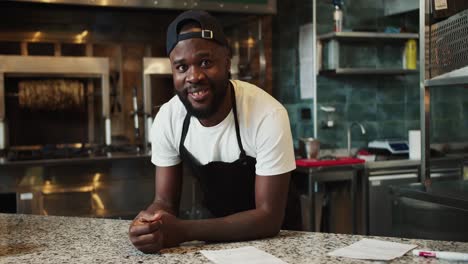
[{"x1": 150, "y1": 80, "x2": 296, "y2": 176}]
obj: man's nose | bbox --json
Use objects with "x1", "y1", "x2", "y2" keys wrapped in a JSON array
[{"x1": 186, "y1": 66, "x2": 204, "y2": 83}]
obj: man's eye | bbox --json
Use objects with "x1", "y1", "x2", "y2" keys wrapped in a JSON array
[
  {"x1": 176, "y1": 65, "x2": 187, "y2": 72},
  {"x1": 201, "y1": 60, "x2": 211, "y2": 67}
]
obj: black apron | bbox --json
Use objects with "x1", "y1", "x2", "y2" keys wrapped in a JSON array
[
  {"x1": 178, "y1": 86, "x2": 302, "y2": 229},
  {"x1": 179, "y1": 86, "x2": 256, "y2": 217}
]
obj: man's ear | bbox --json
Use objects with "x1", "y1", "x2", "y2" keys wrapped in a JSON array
[
  {"x1": 225, "y1": 46, "x2": 232, "y2": 71},
  {"x1": 226, "y1": 57, "x2": 231, "y2": 73}
]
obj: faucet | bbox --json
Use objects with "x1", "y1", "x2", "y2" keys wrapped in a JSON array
[{"x1": 347, "y1": 122, "x2": 366, "y2": 156}]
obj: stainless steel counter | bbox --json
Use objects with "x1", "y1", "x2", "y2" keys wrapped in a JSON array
[
  {"x1": 0, "y1": 154, "x2": 154, "y2": 219},
  {"x1": 364, "y1": 159, "x2": 421, "y2": 169},
  {"x1": 0, "y1": 153, "x2": 151, "y2": 167},
  {"x1": 365, "y1": 155, "x2": 466, "y2": 170}
]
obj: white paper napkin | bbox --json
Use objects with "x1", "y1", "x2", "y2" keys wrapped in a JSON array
[
  {"x1": 328, "y1": 238, "x2": 417, "y2": 261},
  {"x1": 200, "y1": 246, "x2": 287, "y2": 264}
]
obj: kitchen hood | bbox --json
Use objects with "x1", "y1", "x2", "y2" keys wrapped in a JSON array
[{"x1": 6, "y1": 0, "x2": 277, "y2": 14}]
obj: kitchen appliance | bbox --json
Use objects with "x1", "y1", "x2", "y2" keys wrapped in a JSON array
[
  {"x1": 142, "y1": 57, "x2": 173, "y2": 152},
  {"x1": 391, "y1": 179, "x2": 468, "y2": 242},
  {"x1": 367, "y1": 157, "x2": 463, "y2": 236},
  {"x1": 131, "y1": 86, "x2": 141, "y2": 140},
  {"x1": 0, "y1": 55, "x2": 111, "y2": 160},
  {"x1": 368, "y1": 139, "x2": 409, "y2": 155},
  {"x1": 298, "y1": 138, "x2": 320, "y2": 159}
]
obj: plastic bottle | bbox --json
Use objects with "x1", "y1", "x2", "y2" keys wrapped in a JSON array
[
  {"x1": 404, "y1": 39, "x2": 417, "y2": 70},
  {"x1": 333, "y1": 0, "x2": 343, "y2": 32}
]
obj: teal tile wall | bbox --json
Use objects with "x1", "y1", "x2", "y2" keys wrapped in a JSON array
[
  {"x1": 430, "y1": 86, "x2": 468, "y2": 142},
  {"x1": 273, "y1": 0, "x2": 468, "y2": 150},
  {"x1": 273, "y1": 0, "x2": 314, "y2": 148}
]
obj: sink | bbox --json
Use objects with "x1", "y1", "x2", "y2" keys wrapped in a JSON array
[{"x1": 296, "y1": 156, "x2": 365, "y2": 167}]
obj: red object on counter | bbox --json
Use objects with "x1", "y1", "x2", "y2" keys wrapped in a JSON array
[{"x1": 295, "y1": 157, "x2": 365, "y2": 167}]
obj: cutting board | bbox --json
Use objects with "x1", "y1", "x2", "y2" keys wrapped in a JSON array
[{"x1": 296, "y1": 157, "x2": 365, "y2": 167}]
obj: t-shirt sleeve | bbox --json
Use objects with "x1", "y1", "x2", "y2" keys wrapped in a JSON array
[
  {"x1": 254, "y1": 108, "x2": 296, "y2": 176},
  {"x1": 150, "y1": 104, "x2": 182, "y2": 167}
]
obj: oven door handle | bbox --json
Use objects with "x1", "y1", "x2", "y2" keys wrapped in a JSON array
[
  {"x1": 368, "y1": 173, "x2": 418, "y2": 181},
  {"x1": 41, "y1": 186, "x2": 94, "y2": 195}
]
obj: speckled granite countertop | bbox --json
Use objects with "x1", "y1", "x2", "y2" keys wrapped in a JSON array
[{"x1": 1, "y1": 213, "x2": 467, "y2": 263}]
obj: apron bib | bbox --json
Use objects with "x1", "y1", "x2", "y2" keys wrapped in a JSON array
[
  {"x1": 179, "y1": 86, "x2": 256, "y2": 217},
  {"x1": 178, "y1": 86, "x2": 301, "y2": 229}
]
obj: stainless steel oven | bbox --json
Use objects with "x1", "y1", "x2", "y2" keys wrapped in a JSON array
[
  {"x1": 142, "y1": 57, "x2": 173, "y2": 152},
  {"x1": 367, "y1": 157, "x2": 464, "y2": 236},
  {"x1": 0, "y1": 55, "x2": 112, "y2": 158}
]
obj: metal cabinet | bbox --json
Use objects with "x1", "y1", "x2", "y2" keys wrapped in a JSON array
[
  {"x1": 367, "y1": 164, "x2": 419, "y2": 236},
  {"x1": 390, "y1": 180, "x2": 468, "y2": 242},
  {"x1": 295, "y1": 164, "x2": 365, "y2": 234},
  {"x1": 367, "y1": 158, "x2": 463, "y2": 236}
]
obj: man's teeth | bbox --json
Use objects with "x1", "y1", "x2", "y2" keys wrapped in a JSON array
[{"x1": 191, "y1": 90, "x2": 205, "y2": 96}]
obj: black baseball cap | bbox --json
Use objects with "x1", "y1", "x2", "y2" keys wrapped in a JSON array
[{"x1": 166, "y1": 10, "x2": 228, "y2": 56}]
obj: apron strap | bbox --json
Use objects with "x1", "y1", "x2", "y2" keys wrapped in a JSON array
[
  {"x1": 230, "y1": 85, "x2": 247, "y2": 159},
  {"x1": 179, "y1": 83, "x2": 247, "y2": 159},
  {"x1": 179, "y1": 113, "x2": 191, "y2": 154}
]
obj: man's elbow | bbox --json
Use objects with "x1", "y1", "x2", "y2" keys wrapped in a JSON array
[
  {"x1": 264, "y1": 225, "x2": 281, "y2": 238},
  {"x1": 258, "y1": 217, "x2": 282, "y2": 238}
]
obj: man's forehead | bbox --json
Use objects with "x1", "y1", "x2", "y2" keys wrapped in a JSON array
[
  {"x1": 170, "y1": 39, "x2": 220, "y2": 60},
  {"x1": 173, "y1": 38, "x2": 222, "y2": 54}
]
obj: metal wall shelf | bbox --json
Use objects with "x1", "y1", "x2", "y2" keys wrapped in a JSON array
[
  {"x1": 425, "y1": 65, "x2": 468, "y2": 87},
  {"x1": 384, "y1": 0, "x2": 419, "y2": 16},
  {"x1": 318, "y1": 32, "x2": 419, "y2": 41},
  {"x1": 317, "y1": 31, "x2": 419, "y2": 76},
  {"x1": 320, "y1": 68, "x2": 419, "y2": 75}
]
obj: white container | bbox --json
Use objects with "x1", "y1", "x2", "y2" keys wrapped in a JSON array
[
  {"x1": 357, "y1": 154, "x2": 376, "y2": 162},
  {"x1": 333, "y1": 5, "x2": 343, "y2": 32},
  {"x1": 408, "y1": 130, "x2": 421, "y2": 160}
]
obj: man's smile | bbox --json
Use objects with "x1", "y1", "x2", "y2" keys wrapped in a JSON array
[{"x1": 187, "y1": 87, "x2": 211, "y2": 102}]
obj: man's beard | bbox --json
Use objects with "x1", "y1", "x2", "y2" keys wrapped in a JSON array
[{"x1": 177, "y1": 78, "x2": 229, "y2": 119}]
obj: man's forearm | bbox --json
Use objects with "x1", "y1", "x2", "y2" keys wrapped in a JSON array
[
  {"x1": 177, "y1": 173, "x2": 291, "y2": 244},
  {"x1": 181, "y1": 208, "x2": 282, "y2": 243}
]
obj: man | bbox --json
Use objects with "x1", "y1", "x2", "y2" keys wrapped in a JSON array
[{"x1": 129, "y1": 10, "x2": 296, "y2": 254}]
